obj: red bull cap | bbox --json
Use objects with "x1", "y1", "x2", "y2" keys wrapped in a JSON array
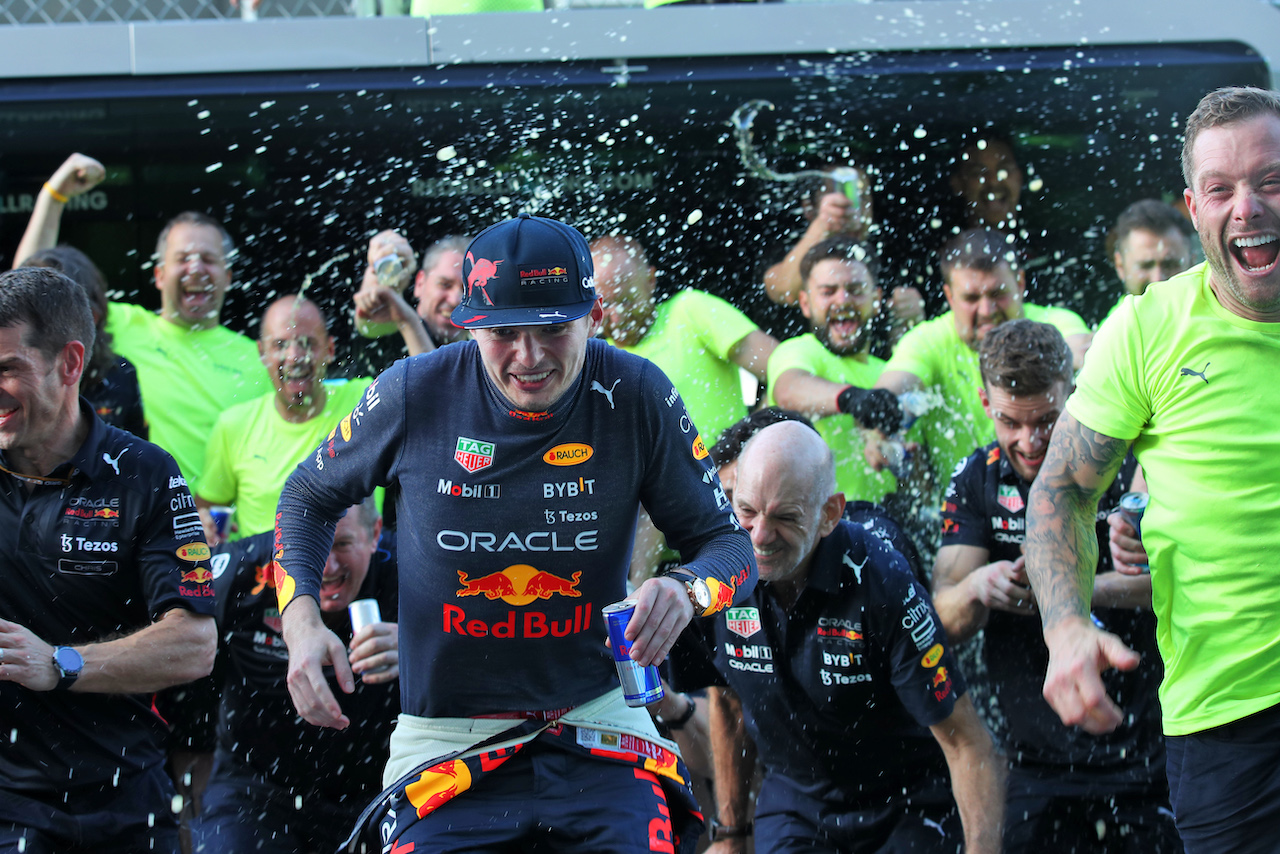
[{"x1": 452, "y1": 212, "x2": 597, "y2": 329}]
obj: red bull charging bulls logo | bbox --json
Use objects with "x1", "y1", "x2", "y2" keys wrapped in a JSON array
[
  {"x1": 466, "y1": 252, "x2": 502, "y2": 306},
  {"x1": 456, "y1": 565, "x2": 581, "y2": 606},
  {"x1": 446, "y1": 565, "x2": 591, "y2": 639}
]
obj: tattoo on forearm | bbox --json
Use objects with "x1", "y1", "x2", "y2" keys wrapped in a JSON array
[{"x1": 1026, "y1": 413, "x2": 1131, "y2": 630}]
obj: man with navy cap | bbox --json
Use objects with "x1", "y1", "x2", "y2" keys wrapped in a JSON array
[{"x1": 274, "y1": 213, "x2": 756, "y2": 852}]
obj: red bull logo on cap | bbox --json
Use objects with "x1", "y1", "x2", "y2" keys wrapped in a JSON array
[{"x1": 465, "y1": 252, "x2": 502, "y2": 305}]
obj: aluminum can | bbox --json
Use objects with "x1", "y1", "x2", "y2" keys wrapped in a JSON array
[
  {"x1": 348, "y1": 598, "x2": 382, "y2": 634},
  {"x1": 210, "y1": 506, "x2": 232, "y2": 539},
  {"x1": 1118, "y1": 492, "x2": 1149, "y2": 537},
  {"x1": 603, "y1": 600, "x2": 664, "y2": 707},
  {"x1": 1118, "y1": 491, "x2": 1150, "y2": 573},
  {"x1": 374, "y1": 253, "x2": 404, "y2": 289}
]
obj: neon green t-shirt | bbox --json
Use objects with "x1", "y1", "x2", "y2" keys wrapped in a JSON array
[
  {"x1": 612, "y1": 289, "x2": 759, "y2": 446},
  {"x1": 1067, "y1": 263, "x2": 1280, "y2": 735},
  {"x1": 766, "y1": 334, "x2": 896, "y2": 503},
  {"x1": 106, "y1": 302, "x2": 270, "y2": 485},
  {"x1": 885, "y1": 303, "x2": 1089, "y2": 486},
  {"x1": 197, "y1": 378, "x2": 374, "y2": 539}
]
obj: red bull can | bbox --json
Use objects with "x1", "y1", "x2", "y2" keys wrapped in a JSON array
[
  {"x1": 603, "y1": 600, "x2": 664, "y2": 707},
  {"x1": 1118, "y1": 491, "x2": 1150, "y2": 573},
  {"x1": 210, "y1": 505, "x2": 232, "y2": 539}
]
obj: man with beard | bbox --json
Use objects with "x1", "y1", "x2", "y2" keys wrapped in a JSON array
[
  {"x1": 874, "y1": 228, "x2": 1090, "y2": 499},
  {"x1": 767, "y1": 237, "x2": 905, "y2": 504},
  {"x1": 1026, "y1": 86, "x2": 1280, "y2": 851},
  {"x1": 591, "y1": 234, "x2": 777, "y2": 447},
  {"x1": 1109, "y1": 199, "x2": 1196, "y2": 306},
  {"x1": 195, "y1": 295, "x2": 429, "y2": 540}
]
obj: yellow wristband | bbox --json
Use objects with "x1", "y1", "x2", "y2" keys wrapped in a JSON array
[{"x1": 43, "y1": 183, "x2": 69, "y2": 204}]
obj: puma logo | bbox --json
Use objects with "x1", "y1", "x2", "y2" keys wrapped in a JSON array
[
  {"x1": 591, "y1": 379, "x2": 621, "y2": 410},
  {"x1": 1179, "y1": 362, "x2": 1210, "y2": 384},
  {"x1": 841, "y1": 551, "x2": 867, "y2": 584},
  {"x1": 102, "y1": 450, "x2": 124, "y2": 475}
]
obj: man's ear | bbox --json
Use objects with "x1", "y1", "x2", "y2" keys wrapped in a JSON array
[
  {"x1": 59, "y1": 340, "x2": 87, "y2": 387},
  {"x1": 819, "y1": 492, "x2": 846, "y2": 538}
]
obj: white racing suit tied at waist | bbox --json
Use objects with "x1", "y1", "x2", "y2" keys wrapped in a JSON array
[{"x1": 384, "y1": 687, "x2": 676, "y2": 787}]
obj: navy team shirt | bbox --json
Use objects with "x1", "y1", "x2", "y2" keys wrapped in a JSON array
[
  {"x1": 670, "y1": 520, "x2": 965, "y2": 808},
  {"x1": 0, "y1": 404, "x2": 216, "y2": 800},
  {"x1": 204, "y1": 529, "x2": 399, "y2": 803},
  {"x1": 276, "y1": 339, "x2": 755, "y2": 718},
  {"x1": 941, "y1": 441, "x2": 1164, "y2": 792}
]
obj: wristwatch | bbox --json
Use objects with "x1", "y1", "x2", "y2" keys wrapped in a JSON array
[
  {"x1": 663, "y1": 569, "x2": 711, "y2": 616},
  {"x1": 707, "y1": 817, "x2": 753, "y2": 842},
  {"x1": 52, "y1": 646, "x2": 83, "y2": 691}
]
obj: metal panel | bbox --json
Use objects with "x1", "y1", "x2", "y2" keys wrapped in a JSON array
[
  {"x1": 0, "y1": 21, "x2": 133, "y2": 75},
  {"x1": 130, "y1": 16, "x2": 429, "y2": 74}
]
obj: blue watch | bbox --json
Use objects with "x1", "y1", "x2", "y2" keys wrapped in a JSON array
[{"x1": 52, "y1": 646, "x2": 83, "y2": 691}]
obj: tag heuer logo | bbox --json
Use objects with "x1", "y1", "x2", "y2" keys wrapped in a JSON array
[
  {"x1": 725, "y1": 607, "x2": 761, "y2": 639},
  {"x1": 997, "y1": 483, "x2": 1024, "y2": 513},
  {"x1": 455, "y1": 437, "x2": 495, "y2": 473}
]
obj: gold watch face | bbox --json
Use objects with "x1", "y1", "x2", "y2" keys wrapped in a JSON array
[{"x1": 690, "y1": 578, "x2": 712, "y2": 611}]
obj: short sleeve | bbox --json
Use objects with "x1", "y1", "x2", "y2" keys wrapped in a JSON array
[
  {"x1": 940, "y1": 450, "x2": 990, "y2": 548},
  {"x1": 689, "y1": 291, "x2": 760, "y2": 361},
  {"x1": 883, "y1": 318, "x2": 942, "y2": 384},
  {"x1": 195, "y1": 409, "x2": 239, "y2": 505},
  {"x1": 1066, "y1": 297, "x2": 1150, "y2": 441}
]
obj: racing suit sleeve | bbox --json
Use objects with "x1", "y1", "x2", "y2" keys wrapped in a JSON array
[{"x1": 636, "y1": 361, "x2": 756, "y2": 614}]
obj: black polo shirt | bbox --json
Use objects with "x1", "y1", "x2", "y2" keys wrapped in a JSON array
[
  {"x1": 941, "y1": 441, "x2": 1164, "y2": 793},
  {"x1": 0, "y1": 403, "x2": 216, "y2": 802},
  {"x1": 206, "y1": 529, "x2": 400, "y2": 803},
  {"x1": 670, "y1": 520, "x2": 965, "y2": 809}
]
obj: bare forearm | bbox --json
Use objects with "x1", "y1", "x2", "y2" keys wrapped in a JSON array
[
  {"x1": 730, "y1": 331, "x2": 778, "y2": 382},
  {"x1": 1092, "y1": 571, "x2": 1152, "y2": 610},
  {"x1": 708, "y1": 686, "x2": 755, "y2": 827},
  {"x1": 1025, "y1": 413, "x2": 1129, "y2": 631},
  {"x1": 772, "y1": 369, "x2": 844, "y2": 417},
  {"x1": 932, "y1": 581, "x2": 987, "y2": 645},
  {"x1": 933, "y1": 697, "x2": 1005, "y2": 854},
  {"x1": 13, "y1": 193, "x2": 62, "y2": 268},
  {"x1": 76, "y1": 609, "x2": 215, "y2": 693},
  {"x1": 932, "y1": 546, "x2": 991, "y2": 644}
]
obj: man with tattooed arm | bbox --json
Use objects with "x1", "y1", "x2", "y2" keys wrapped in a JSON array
[{"x1": 1025, "y1": 86, "x2": 1280, "y2": 852}]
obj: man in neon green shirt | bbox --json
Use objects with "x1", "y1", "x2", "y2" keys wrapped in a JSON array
[
  {"x1": 103, "y1": 213, "x2": 272, "y2": 487},
  {"x1": 14, "y1": 164, "x2": 271, "y2": 485},
  {"x1": 196, "y1": 295, "x2": 428, "y2": 540},
  {"x1": 590, "y1": 234, "x2": 776, "y2": 447},
  {"x1": 1025, "y1": 86, "x2": 1280, "y2": 850},
  {"x1": 875, "y1": 228, "x2": 1091, "y2": 492},
  {"x1": 768, "y1": 237, "x2": 903, "y2": 505},
  {"x1": 1105, "y1": 199, "x2": 1195, "y2": 320}
]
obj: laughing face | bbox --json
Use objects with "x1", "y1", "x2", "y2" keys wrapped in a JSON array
[
  {"x1": 1185, "y1": 113, "x2": 1280, "y2": 321},
  {"x1": 154, "y1": 222, "x2": 232, "y2": 331},
  {"x1": 319, "y1": 509, "x2": 381, "y2": 613},
  {"x1": 799, "y1": 257, "x2": 880, "y2": 357},
  {"x1": 258, "y1": 298, "x2": 334, "y2": 419},
  {"x1": 980, "y1": 381, "x2": 1068, "y2": 482},
  {"x1": 952, "y1": 138, "x2": 1024, "y2": 229},
  {"x1": 472, "y1": 301, "x2": 604, "y2": 412},
  {"x1": 944, "y1": 264, "x2": 1026, "y2": 351}
]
